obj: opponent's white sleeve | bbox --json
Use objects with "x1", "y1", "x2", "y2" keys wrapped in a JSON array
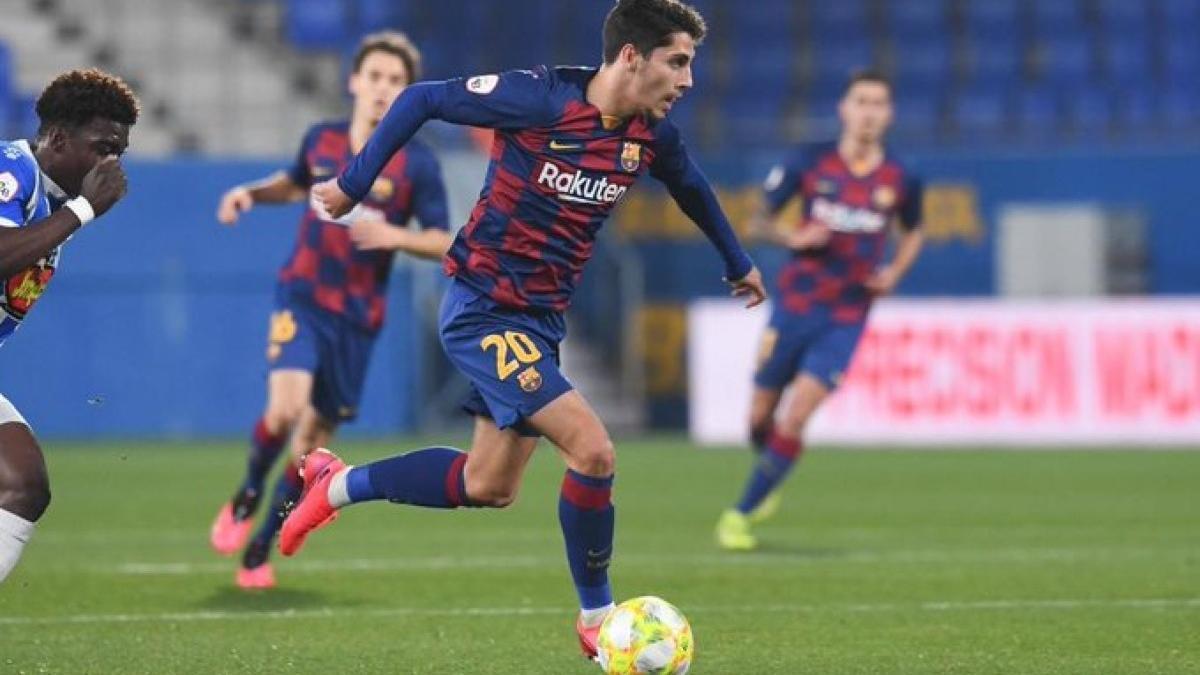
[{"x1": 0, "y1": 506, "x2": 35, "y2": 582}]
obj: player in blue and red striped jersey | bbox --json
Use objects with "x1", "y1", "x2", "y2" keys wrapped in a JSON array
[
  {"x1": 716, "y1": 70, "x2": 926, "y2": 551},
  {"x1": 280, "y1": 0, "x2": 766, "y2": 659},
  {"x1": 207, "y1": 32, "x2": 452, "y2": 590}
]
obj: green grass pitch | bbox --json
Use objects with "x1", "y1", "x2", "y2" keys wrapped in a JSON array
[{"x1": 2, "y1": 439, "x2": 1197, "y2": 674}]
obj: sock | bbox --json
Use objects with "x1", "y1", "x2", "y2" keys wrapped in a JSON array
[
  {"x1": 580, "y1": 602, "x2": 616, "y2": 628},
  {"x1": 736, "y1": 429, "x2": 803, "y2": 515},
  {"x1": 558, "y1": 469, "x2": 615, "y2": 611},
  {"x1": 250, "y1": 459, "x2": 303, "y2": 550},
  {"x1": 334, "y1": 447, "x2": 471, "y2": 509},
  {"x1": 242, "y1": 417, "x2": 288, "y2": 495},
  {"x1": 0, "y1": 507, "x2": 35, "y2": 583}
]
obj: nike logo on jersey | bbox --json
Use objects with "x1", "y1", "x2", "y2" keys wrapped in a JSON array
[{"x1": 548, "y1": 140, "x2": 585, "y2": 152}]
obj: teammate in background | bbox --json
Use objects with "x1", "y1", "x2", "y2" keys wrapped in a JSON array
[
  {"x1": 715, "y1": 70, "x2": 925, "y2": 551},
  {"x1": 208, "y1": 32, "x2": 452, "y2": 590},
  {"x1": 0, "y1": 69, "x2": 137, "y2": 582},
  {"x1": 282, "y1": 0, "x2": 766, "y2": 660}
]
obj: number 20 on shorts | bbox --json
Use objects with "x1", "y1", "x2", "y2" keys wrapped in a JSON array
[{"x1": 480, "y1": 331, "x2": 543, "y2": 380}]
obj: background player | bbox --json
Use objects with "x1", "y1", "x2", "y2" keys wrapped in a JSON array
[
  {"x1": 282, "y1": 0, "x2": 766, "y2": 660},
  {"x1": 716, "y1": 70, "x2": 925, "y2": 551},
  {"x1": 207, "y1": 32, "x2": 452, "y2": 590},
  {"x1": 0, "y1": 69, "x2": 137, "y2": 582}
]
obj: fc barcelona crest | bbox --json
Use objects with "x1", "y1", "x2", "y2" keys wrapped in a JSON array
[
  {"x1": 371, "y1": 177, "x2": 395, "y2": 201},
  {"x1": 518, "y1": 366, "x2": 543, "y2": 393},
  {"x1": 620, "y1": 142, "x2": 642, "y2": 172}
]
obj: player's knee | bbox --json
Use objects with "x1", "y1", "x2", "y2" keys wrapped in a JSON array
[
  {"x1": 465, "y1": 479, "x2": 520, "y2": 509},
  {"x1": 748, "y1": 418, "x2": 773, "y2": 447},
  {"x1": 0, "y1": 474, "x2": 51, "y2": 522},
  {"x1": 264, "y1": 404, "x2": 304, "y2": 431},
  {"x1": 572, "y1": 438, "x2": 615, "y2": 478}
]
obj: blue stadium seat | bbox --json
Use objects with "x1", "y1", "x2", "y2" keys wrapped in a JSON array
[
  {"x1": 891, "y1": 37, "x2": 953, "y2": 90},
  {"x1": 1111, "y1": 83, "x2": 1159, "y2": 136},
  {"x1": 284, "y1": 0, "x2": 351, "y2": 52},
  {"x1": 883, "y1": 0, "x2": 948, "y2": 40},
  {"x1": 1067, "y1": 87, "x2": 1114, "y2": 136},
  {"x1": 1036, "y1": 34, "x2": 1095, "y2": 84},
  {"x1": 730, "y1": 1, "x2": 796, "y2": 42},
  {"x1": 1029, "y1": 0, "x2": 1086, "y2": 35},
  {"x1": 354, "y1": 0, "x2": 414, "y2": 32},
  {"x1": 964, "y1": 36, "x2": 1026, "y2": 86},
  {"x1": 891, "y1": 89, "x2": 944, "y2": 139},
  {"x1": 1014, "y1": 85, "x2": 1062, "y2": 138},
  {"x1": 1093, "y1": 0, "x2": 1151, "y2": 37},
  {"x1": 808, "y1": 0, "x2": 870, "y2": 40},
  {"x1": 1161, "y1": 84, "x2": 1200, "y2": 131},
  {"x1": 810, "y1": 38, "x2": 878, "y2": 89},
  {"x1": 724, "y1": 95, "x2": 788, "y2": 147},
  {"x1": 962, "y1": 0, "x2": 1023, "y2": 41},
  {"x1": 1104, "y1": 34, "x2": 1152, "y2": 86},
  {"x1": 1160, "y1": 0, "x2": 1200, "y2": 29},
  {"x1": 1163, "y1": 34, "x2": 1200, "y2": 85},
  {"x1": 732, "y1": 44, "x2": 797, "y2": 94},
  {"x1": 948, "y1": 83, "x2": 1011, "y2": 136}
]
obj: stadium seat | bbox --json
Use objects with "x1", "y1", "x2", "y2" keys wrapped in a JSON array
[
  {"x1": 724, "y1": 95, "x2": 788, "y2": 147},
  {"x1": 961, "y1": 0, "x2": 1023, "y2": 41},
  {"x1": 1161, "y1": 84, "x2": 1200, "y2": 132},
  {"x1": 1163, "y1": 34, "x2": 1200, "y2": 85},
  {"x1": 964, "y1": 36, "x2": 1026, "y2": 86},
  {"x1": 883, "y1": 0, "x2": 948, "y2": 41},
  {"x1": 1029, "y1": 0, "x2": 1086, "y2": 35},
  {"x1": 1092, "y1": 0, "x2": 1151, "y2": 37},
  {"x1": 354, "y1": 0, "x2": 414, "y2": 32},
  {"x1": 891, "y1": 89, "x2": 945, "y2": 140},
  {"x1": 1014, "y1": 85, "x2": 1062, "y2": 138},
  {"x1": 891, "y1": 37, "x2": 953, "y2": 90},
  {"x1": 807, "y1": 0, "x2": 870, "y2": 40},
  {"x1": 284, "y1": 0, "x2": 351, "y2": 52},
  {"x1": 948, "y1": 83, "x2": 1011, "y2": 137},
  {"x1": 1067, "y1": 86, "x2": 1114, "y2": 137},
  {"x1": 1103, "y1": 34, "x2": 1152, "y2": 87},
  {"x1": 1035, "y1": 34, "x2": 1096, "y2": 84},
  {"x1": 1159, "y1": 0, "x2": 1200, "y2": 29},
  {"x1": 1111, "y1": 83, "x2": 1159, "y2": 136}
]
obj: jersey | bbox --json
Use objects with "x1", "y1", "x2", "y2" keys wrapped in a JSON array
[
  {"x1": 764, "y1": 142, "x2": 922, "y2": 324},
  {"x1": 278, "y1": 120, "x2": 449, "y2": 332},
  {"x1": 337, "y1": 66, "x2": 752, "y2": 314},
  {"x1": 0, "y1": 139, "x2": 61, "y2": 347}
]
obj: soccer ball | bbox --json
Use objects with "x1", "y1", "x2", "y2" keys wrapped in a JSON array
[{"x1": 596, "y1": 596, "x2": 693, "y2": 675}]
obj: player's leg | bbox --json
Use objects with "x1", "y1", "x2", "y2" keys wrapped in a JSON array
[
  {"x1": 0, "y1": 398, "x2": 47, "y2": 582},
  {"x1": 211, "y1": 308, "x2": 318, "y2": 556},
  {"x1": 744, "y1": 386, "x2": 785, "y2": 522},
  {"x1": 238, "y1": 406, "x2": 336, "y2": 588},
  {"x1": 527, "y1": 390, "x2": 617, "y2": 657}
]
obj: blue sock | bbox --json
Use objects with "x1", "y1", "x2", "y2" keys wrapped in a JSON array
[
  {"x1": 736, "y1": 431, "x2": 803, "y2": 514},
  {"x1": 344, "y1": 446, "x2": 471, "y2": 508},
  {"x1": 558, "y1": 470, "x2": 615, "y2": 610},
  {"x1": 252, "y1": 459, "x2": 302, "y2": 546},
  {"x1": 242, "y1": 417, "x2": 287, "y2": 495}
]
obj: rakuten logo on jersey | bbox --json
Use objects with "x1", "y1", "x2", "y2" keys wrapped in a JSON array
[
  {"x1": 811, "y1": 197, "x2": 887, "y2": 233},
  {"x1": 536, "y1": 162, "x2": 628, "y2": 206}
]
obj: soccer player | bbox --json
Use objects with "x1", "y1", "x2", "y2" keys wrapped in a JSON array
[
  {"x1": 715, "y1": 70, "x2": 925, "y2": 551},
  {"x1": 0, "y1": 69, "x2": 138, "y2": 582},
  {"x1": 282, "y1": 0, "x2": 766, "y2": 659},
  {"x1": 207, "y1": 32, "x2": 452, "y2": 590}
]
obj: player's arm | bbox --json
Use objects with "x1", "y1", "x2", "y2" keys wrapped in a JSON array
[
  {"x1": 318, "y1": 69, "x2": 557, "y2": 219},
  {"x1": 754, "y1": 151, "x2": 831, "y2": 251},
  {"x1": 650, "y1": 123, "x2": 766, "y2": 308},
  {"x1": 865, "y1": 176, "x2": 926, "y2": 296},
  {"x1": 349, "y1": 146, "x2": 453, "y2": 260},
  {"x1": 0, "y1": 156, "x2": 126, "y2": 278},
  {"x1": 217, "y1": 127, "x2": 316, "y2": 225}
]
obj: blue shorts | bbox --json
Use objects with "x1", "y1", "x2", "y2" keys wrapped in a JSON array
[
  {"x1": 753, "y1": 310, "x2": 866, "y2": 391},
  {"x1": 267, "y1": 292, "x2": 376, "y2": 423},
  {"x1": 439, "y1": 280, "x2": 574, "y2": 436}
]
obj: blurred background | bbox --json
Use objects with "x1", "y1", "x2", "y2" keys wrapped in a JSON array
[{"x1": 1, "y1": 0, "x2": 1198, "y2": 444}]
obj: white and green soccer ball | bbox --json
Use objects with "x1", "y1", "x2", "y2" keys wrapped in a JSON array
[{"x1": 596, "y1": 596, "x2": 693, "y2": 675}]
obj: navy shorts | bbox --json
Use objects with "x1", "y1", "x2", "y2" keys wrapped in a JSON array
[
  {"x1": 267, "y1": 293, "x2": 376, "y2": 423},
  {"x1": 439, "y1": 280, "x2": 573, "y2": 436},
  {"x1": 754, "y1": 309, "x2": 866, "y2": 391}
]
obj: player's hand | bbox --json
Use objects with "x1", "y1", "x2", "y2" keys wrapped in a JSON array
[
  {"x1": 350, "y1": 219, "x2": 405, "y2": 251},
  {"x1": 313, "y1": 179, "x2": 356, "y2": 220},
  {"x1": 79, "y1": 155, "x2": 127, "y2": 217},
  {"x1": 787, "y1": 222, "x2": 832, "y2": 250},
  {"x1": 864, "y1": 265, "x2": 900, "y2": 296},
  {"x1": 217, "y1": 186, "x2": 253, "y2": 225},
  {"x1": 728, "y1": 266, "x2": 768, "y2": 308}
]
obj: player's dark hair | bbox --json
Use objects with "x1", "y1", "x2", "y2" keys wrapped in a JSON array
[
  {"x1": 845, "y1": 69, "x2": 892, "y2": 97},
  {"x1": 36, "y1": 68, "x2": 139, "y2": 134},
  {"x1": 602, "y1": 0, "x2": 706, "y2": 64},
  {"x1": 352, "y1": 31, "x2": 422, "y2": 83}
]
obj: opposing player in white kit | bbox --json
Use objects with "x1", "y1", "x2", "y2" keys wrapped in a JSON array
[{"x1": 0, "y1": 69, "x2": 138, "y2": 582}]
